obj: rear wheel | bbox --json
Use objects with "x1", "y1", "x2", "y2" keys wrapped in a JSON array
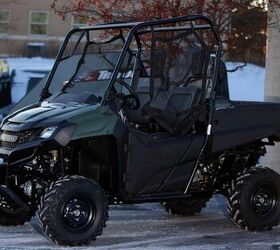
[
  {"x1": 227, "y1": 167, "x2": 280, "y2": 231},
  {"x1": 37, "y1": 176, "x2": 108, "y2": 246},
  {"x1": 161, "y1": 197, "x2": 210, "y2": 216}
]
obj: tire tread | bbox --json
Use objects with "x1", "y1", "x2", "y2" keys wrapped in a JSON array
[{"x1": 38, "y1": 175, "x2": 108, "y2": 246}]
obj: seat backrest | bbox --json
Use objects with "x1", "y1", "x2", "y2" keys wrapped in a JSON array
[
  {"x1": 166, "y1": 86, "x2": 201, "y2": 112},
  {"x1": 136, "y1": 86, "x2": 150, "y2": 109},
  {"x1": 145, "y1": 85, "x2": 201, "y2": 135},
  {"x1": 149, "y1": 86, "x2": 201, "y2": 113}
]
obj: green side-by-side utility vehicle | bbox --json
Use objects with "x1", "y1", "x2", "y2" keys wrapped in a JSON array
[{"x1": 0, "y1": 15, "x2": 280, "y2": 246}]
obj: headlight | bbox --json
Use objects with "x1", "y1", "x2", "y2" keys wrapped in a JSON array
[{"x1": 40, "y1": 126, "x2": 57, "y2": 139}]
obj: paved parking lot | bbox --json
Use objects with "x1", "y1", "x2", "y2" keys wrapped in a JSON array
[{"x1": 0, "y1": 195, "x2": 279, "y2": 249}]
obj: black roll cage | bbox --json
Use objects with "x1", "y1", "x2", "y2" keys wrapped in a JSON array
[
  {"x1": 40, "y1": 15, "x2": 222, "y2": 101},
  {"x1": 40, "y1": 14, "x2": 222, "y2": 151},
  {"x1": 40, "y1": 16, "x2": 222, "y2": 178}
]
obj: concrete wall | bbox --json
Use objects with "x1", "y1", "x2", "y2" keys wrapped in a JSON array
[
  {"x1": 265, "y1": 3, "x2": 280, "y2": 101},
  {"x1": 263, "y1": 2, "x2": 280, "y2": 173}
]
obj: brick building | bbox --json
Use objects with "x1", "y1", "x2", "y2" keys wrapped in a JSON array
[{"x1": 0, "y1": 0, "x2": 80, "y2": 57}]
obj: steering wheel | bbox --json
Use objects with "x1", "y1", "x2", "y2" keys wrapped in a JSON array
[{"x1": 114, "y1": 78, "x2": 140, "y2": 110}]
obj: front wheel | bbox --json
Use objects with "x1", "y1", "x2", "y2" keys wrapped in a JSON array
[
  {"x1": 0, "y1": 194, "x2": 33, "y2": 226},
  {"x1": 228, "y1": 167, "x2": 280, "y2": 231},
  {"x1": 37, "y1": 176, "x2": 108, "y2": 246}
]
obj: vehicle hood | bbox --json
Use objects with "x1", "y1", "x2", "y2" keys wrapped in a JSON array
[
  {"x1": 5, "y1": 102, "x2": 119, "y2": 139},
  {"x1": 8, "y1": 102, "x2": 91, "y2": 123}
]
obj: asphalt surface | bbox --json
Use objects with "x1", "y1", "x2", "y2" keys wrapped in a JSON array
[{"x1": 0, "y1": 195, "x2": 279, "y2": 250}]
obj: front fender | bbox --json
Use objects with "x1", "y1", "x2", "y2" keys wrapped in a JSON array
[{"x1": 68, "y1": 106, "x2": 119, "y2": 140}]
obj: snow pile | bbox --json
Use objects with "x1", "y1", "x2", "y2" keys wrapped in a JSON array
[
  {"x1": 226, "y1": 62, "x2": 265, "y2": 102},
  {"x1": 6, "y1": 57, "x2": 54, "y2": 103},
  {"x1": 5, "y1": 58, "x2": 265, "y2": 103},
  {"x1": 7, "y1": 57, "x2": 54, "y2": 73}
]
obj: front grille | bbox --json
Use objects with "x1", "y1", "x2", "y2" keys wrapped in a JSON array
[
  {"x1": 0, "y1": 130, "x2": 34, "y2": 150},
  {"x1": 1, "y1": 141, "x2": 17, "y2": 149},
  {"x1": 18, "y1": 130, "x2": 34, "y2": 144}
]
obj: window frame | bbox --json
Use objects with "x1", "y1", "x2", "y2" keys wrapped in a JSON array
[
  {"x1": 0, "y1": 10, "x2": 11, "y2": 35},
  {"x1": 72, "y1": 16, "x2": 87, "y2": 29},
  {"x1": 29, "y1": 11, "x2": 49, "y2": 36}
]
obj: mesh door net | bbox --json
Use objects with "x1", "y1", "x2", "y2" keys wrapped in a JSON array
[{"x1": 137, "y1": 28, "x2": 211, "y2": 135}]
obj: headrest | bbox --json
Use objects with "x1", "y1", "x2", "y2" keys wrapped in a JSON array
[{"x1": 152, "y1": 50, "x2": 167, "y2": 78}]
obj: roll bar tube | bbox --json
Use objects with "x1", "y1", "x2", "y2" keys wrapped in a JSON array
[{"x1": 40, "y1": 15, "x2": 221, "y2": 102}]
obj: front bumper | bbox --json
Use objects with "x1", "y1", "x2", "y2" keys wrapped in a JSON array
[
  {"x1": 0, "y1": 139, "x2": 55, "y2": 167},
  {"x1": 0, "y1": 146, "x2": 38, "y2": 167},
  {"x1": 0, "y1": 123, "x2": 76, "y2": 167}
]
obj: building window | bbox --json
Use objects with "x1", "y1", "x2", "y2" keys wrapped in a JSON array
[
  {"x1": 72, "y1": 16, "x2": 87, "y2": 29},
  {"x1": 30, "y1": 11, "x2": 48, "y2": 35},
  {"x1": 0, "y1": 10, "x2": 10, "y2": 34}
]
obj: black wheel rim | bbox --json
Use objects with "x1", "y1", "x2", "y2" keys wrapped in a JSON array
[
  {"x1": 250, "y1": 185, "x2": 278, "y2": 218},
  {"x1": 62, "y1": 195, "x2": 95, "y2": 232}
]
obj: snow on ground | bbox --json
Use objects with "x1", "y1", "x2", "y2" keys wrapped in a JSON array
[{"x1": 0, "y1": 196, "x2": 279, "y2": 249}]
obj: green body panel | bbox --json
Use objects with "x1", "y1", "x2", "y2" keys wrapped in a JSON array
[
  {"x1": 67, "y1": 105, "x2": 119, "y2": 139},
  {"x1": 8, "y1": 103, "x2": 119, "y2": 140}
]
